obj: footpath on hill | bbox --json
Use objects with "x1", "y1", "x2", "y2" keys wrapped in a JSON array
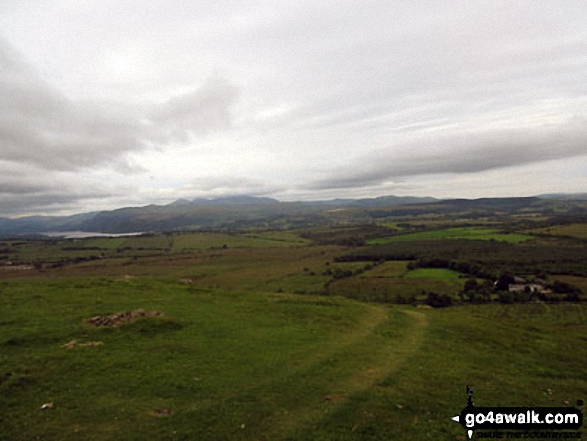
[{"x1": 265, "y1": 306, "x2": 429, "y2": 439}]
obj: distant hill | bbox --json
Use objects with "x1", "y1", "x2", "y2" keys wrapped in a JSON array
[
  {"x1": 306, "y1": 195, "x2": 439, "y2": 207},
  {"x1": 1, "y1": 194, "x2": 586, "y2": 236},
  {"x1": 0, "y1": 212, "x2": 96, "y2": 235},
  {"x1": 77, "y1": 200, "x2": 313, "y2": 233},
  {"x1": 538, "y1": 193, "x2": 587, "y2": 201},
  {"x1": 439, "y1": 197, "x2": 543, "y2": 211},
  {"x1": 76, "y1": 195, "x2": 444, "y2": 233}
]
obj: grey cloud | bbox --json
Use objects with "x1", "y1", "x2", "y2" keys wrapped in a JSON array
[
  {"x1": 0, "y1": 38, "x2": 239, "y2": 171},
  {"x1": 0, "y1": 38, "x2": 146, "y2": 171},
  {"x1": 0, "y1": 193, "x2": 98, "y2": 216},
  {"x1": 307, "y1": 121, "x2": 587, "y2": 190},
  {"x1": 0, "y1": 179, "x2": 56, "y2": 195},
  {"x1": 236, "y1": 1, "x2": 587, "y2": 135},
  {"x1": 185, "y1": 176, "x2": 283, "y2": 197},
  {"x1": 149, "y1": 77, "x2": 239, "y2": 143},
  {"x1": 0, "y1": 168, "x2": 122, "y2": 215}
]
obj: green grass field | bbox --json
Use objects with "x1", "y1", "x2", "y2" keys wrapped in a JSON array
[
  {"x1": 328, "y1": 265, "x2": 465, "y2": 303},
  {"x1": 172, "y1": 231, "x2": 310, "y2": 251},
  {"x1": 1, "y1": 276, "x2": 585, "y2": 440},
  {"x1": 329, "y1": 268, "x2": 466, "y2": 304},
  {"x1": 367, "y1": 227, "x2": 534, "y2": 245},
  {"x1": 360, "y1": 261, "x2": 409, "y2": 278},
  {"x1": 404, "y1": 268, "x2": 462, "y2": 280}
]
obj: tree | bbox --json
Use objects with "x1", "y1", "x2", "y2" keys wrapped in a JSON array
[
  {"x1": 463, "y1": 279, "x2": 479, "y2": 293},
  {"x1": 495, "y1": 272, "x2": 515, "y2": 291},
  {"x1": 425, "y1": 292, "x2": 453, "y2": 308}
]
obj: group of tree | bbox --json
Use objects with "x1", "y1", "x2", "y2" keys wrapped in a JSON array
[
  {"x1": 457, "y1": 272, "x2": 583, "y2": 305},
  {"x1": 339, "y1": 238, "x2": 587, "y2": 277}
]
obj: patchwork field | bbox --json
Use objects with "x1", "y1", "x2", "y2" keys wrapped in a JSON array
[
  {"x1": 0, "y1": 231, "x2": 312, "y2": 266},
  {"x1": 367, "y1": 227, "x2": 534, "y2": 245},
  {"x1": 1, "y1": 225, "x2": 586, "y2": 439}
]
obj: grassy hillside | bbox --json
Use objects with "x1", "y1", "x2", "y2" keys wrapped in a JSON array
[{"x1": 1, "y1": 277, "x2": 585, "y2": 440}]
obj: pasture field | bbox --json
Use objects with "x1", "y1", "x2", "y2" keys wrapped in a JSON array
[
  {"x1": 0, "y1": 231, "x2": 313, "y2": 267},
  {"x1": 119, "y1": 235, "x2": 173, "y2": 250},
  {"x1": 171, "y1": 231, "x2": 310, "y2": 251},
  {"x1": 1, "y1": 275, "x2": 585, "y2": 440},
  {"x1": 551, "y1": 275, "x2": 587, "y2": 300},
  {"x1": 360, "y1": 261, "x2": 409, "y2": 278},
  {"x1": 367, "y1": 227, "x2": 534, "y2": 245},
  {"x1": 329, "y1": 266, "x2": 466, "y2": 303},
  {"x1": 80, "y1": 237, "x2": 128, "y2": 250},
  {"x1": 329, "y1": 273, "x2": 465, "y2": 304},
  {"x1": 244, "y1": 231, "x2": 313, "y2": 244},
  {"x1": 376, "y1": 222, "x2": 402, "y2": 230},
  {"x1": 404, "y1": 268, "x2": 462, "y2": 280},
  {"x1": 528, "y1": 223, "x2": 587, "y2": 239},
  {"x1": 0, "y1": 240, "x2": 101, "y2": 263},
  {"x1": 395, "y1": 219, "x2": 501, "y2": 228}
]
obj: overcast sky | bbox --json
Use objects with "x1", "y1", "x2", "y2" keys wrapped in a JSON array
[{"x1": 1, "y1": 1, "x2": 586, "y2": 216}]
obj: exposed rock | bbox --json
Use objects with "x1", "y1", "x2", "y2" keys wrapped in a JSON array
[
  {"x1": 149, "y1": 408, "x2": 171, "y2": 417},
  {"x1": 86, "y1": 309, "x2": 164, "y2": 327},
  {"x1": 62, "y1": 340, "x2": 104, "y2": 348}
]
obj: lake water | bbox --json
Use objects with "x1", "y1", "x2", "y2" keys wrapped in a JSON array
[{"x1": 42, "y1": 231, "x2": 145, "y2": 239}]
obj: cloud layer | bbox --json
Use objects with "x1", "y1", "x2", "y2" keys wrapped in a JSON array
[
  {"x1": 0, "y1": 38, "x2": 240, "y2": 172},
  {"x1": 0, "y1": 39, "x2": 143, "y2": 171},
  {"x1": 0, "y1": 1, "x2": 586, "y2": 215},
  {"x1": 308, "y1": 121, "x2": 587, "y2": 190}
]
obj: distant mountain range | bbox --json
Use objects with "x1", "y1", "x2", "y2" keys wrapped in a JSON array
[
  {"x1": 0, "y1": 193, "x2": 585, "y2": 236},
  {"x1": 537, "y1": 193, "x2": 587, "y2": 201},
  {"x1": 74, "y1": 195, "x2": 443, "y2": 234}
]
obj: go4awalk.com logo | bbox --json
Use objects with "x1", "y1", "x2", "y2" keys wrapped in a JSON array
[{"x1": 451, "y1": 387, "x2": 584, "y2": 439}]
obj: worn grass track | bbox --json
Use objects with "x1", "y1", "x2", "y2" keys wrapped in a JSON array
[{"x1": 262, "y1": 308, "x2": 429, "y2": 439}]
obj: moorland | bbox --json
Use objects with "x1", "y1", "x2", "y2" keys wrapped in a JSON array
[{"x1": 1, "y1": 196, "x2": 586, "y2": 440}]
